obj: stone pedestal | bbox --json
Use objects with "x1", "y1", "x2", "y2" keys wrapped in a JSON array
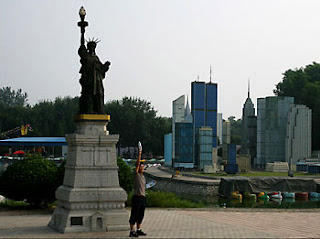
[{"x1": 48, "y1": 115, "x2": 129, "y2": 233}]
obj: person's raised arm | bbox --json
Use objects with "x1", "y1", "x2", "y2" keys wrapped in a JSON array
[{"x1": 135, "y1": 142, "x2": 142, "y2": 173}]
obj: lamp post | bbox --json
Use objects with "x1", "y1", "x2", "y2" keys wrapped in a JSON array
[
  {"x1": 288, "y1": 138, "x2": 294, "y2": 177},
  {"x1": 77, "y1": 6, "x2": 88, "y2": 46}
]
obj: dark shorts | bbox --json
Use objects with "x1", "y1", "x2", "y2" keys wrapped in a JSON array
[{"x1": 129, "y1": 195, "x2": 146, "y2": 225}]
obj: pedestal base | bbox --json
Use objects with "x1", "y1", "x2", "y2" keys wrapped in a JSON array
[
  {"x1": 48, "y1": 203, "x2": 128, "y2": 233},
  {"x1": 48, "y1": 115, "x2": 129, "y2": 233}
]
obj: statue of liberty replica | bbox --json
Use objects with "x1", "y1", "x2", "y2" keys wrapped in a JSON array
[
  {"x1": 78, "y1": 9, "x2": 111, "y2": 114},
  {"x1": 49, "y1": 7, "x2": 128, "y2": 233}
]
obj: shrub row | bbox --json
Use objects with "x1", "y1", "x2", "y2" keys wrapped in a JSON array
[{"x1": 0, "y1": 156, "x2": 132, "y2": 207}]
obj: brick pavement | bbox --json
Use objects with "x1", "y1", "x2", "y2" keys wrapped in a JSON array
[
  {"x1": 1, "y1": 208, "x2": 320, "y2": 238},
  {"x1": 175, "y1": 209, "x2": 320, "y2": 238}
]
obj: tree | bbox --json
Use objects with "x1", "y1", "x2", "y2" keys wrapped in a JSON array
[
  {"x1": 28, "y1": 97, "x2": 78, "y2": 137},
  {"x1": 149, "y1": 116, "x2": 171, "y2": 156},
  {"x1": 274, "y1": 62, "x2": 320, "y2": 150},
  {"x1": 0, "y1": 104, "x2": 32, "y2": 138},
  {"x1": 106, "y1": 97, "x2": 171, "y2": 156},
  {"x1": 0, "y1": 87, "x2": 28, "y2": 107},
  {"x1": 53, "y1": 96, "x2": 79, "y2": 135},
  {"x1": 29, "y1": 100, "x2": 56, "y2": 136},
  {"x1": 0, "y1": 87, "x2": 31, "y2": 136}
]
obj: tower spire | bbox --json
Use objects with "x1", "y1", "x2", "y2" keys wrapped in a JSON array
[
  {"x1": 184, "y1": 94, "x2": 192, "y2": 123},
  {"x1": 248, "y1": 78, "x2": 250, "y2": 98},
  {"x1": 210, "y1": 65, "x2": 212, "y2": 83}
]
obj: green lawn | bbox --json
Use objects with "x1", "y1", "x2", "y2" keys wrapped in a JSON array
[
  {"x1": 126, "y1": 190, "x2": 205, "y2": 208},
  {"x1": 192, "y1": 171, "x2": 320, "y2": 177}
]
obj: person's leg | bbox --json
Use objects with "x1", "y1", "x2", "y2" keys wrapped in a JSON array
[
  {"x1": 136, "y1": 204, "x2": 145, "y2": 229},
  {"x1": 136, "y1": 197, "x2": 146, "y2": 236},
  {"x1": 129, "y1": 225, "x2": 138, "y2": 237},
  {"x1": 136, "y1": 222, "x2": 146, "y2": 236},
  {"x1": 137, "y1": 223, "x2": 141, "y2": 230},
  {"x1": 130, "y1": 224, "x2": 135, "y2": 231},
  {"x1": 129, "y1": 196, "x2": 139, "y2": 225},
  {"x1": 129, "y1": 196, "x2": 140, "y2": 237}
]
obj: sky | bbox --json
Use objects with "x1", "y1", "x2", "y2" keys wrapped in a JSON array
[{"x1": 2, "y1": 0, "x2": 320, "y2": 119}]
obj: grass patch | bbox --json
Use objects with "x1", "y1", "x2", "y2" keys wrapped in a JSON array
[
  {"x1": 193, "y1": 172, "x2": 227, "y2": 177},
  {"x1": 240, "y1": 172, "x2": 318, "y2": 177},
  {"x1": 127, "y1": 190, "x2": 205, "y2": 208},
  {"x1": 0, "y1": 198, "x2": 57, "y2": 210},
  {"x1": 192, "y1": 171, "x2": 320, "y2": 177},
  {"x1": 2, "y1": 191, "x2": 205, "y2": 210}
]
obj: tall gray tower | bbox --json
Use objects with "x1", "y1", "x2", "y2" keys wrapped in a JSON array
[
  {"x1": 285, "y1": 104, "x2": 312, "y2": 165},
  {"x1": 241, "y1": 82, "x2": 257, "y2": 166},
  {"x1": 256, "y1": 96, "x2": 294, "y2": 168}
]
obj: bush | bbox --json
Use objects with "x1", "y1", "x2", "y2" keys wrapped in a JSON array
[
  {"x1": 0, "y1": 155, "x2": 62, "y2": 206},
  {"x1": 117, "y1": 157, "x2": 133, "y2": 192},
  {"x1": 0, "y1": 199, "x2": 30, "y2": 209}
]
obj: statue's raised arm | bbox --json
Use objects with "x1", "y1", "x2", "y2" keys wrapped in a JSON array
[{"x1": 78, "y1": 7, "x2": 87, "y2": 47}]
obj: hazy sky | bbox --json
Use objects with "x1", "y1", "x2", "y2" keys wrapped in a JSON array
[{"x1": 2, "y1": 0, "x2": 320, "y2": 119}]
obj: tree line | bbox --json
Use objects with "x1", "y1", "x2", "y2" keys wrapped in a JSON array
[
  {"x1": 0, "y1": 87, "x2": 171, "y2": 156},
  {"x1": 3, "y1": 59, "x2": 319, "y2": 155}
]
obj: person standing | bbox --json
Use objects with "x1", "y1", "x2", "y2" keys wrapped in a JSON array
[{"x1": 129, "y1": 142, "x2": 147, "y2": 237}]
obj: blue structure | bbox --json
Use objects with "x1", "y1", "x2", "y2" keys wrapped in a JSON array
[
  {"x1": 205, "y1": 83, "x2": 218, "y2": 147},
  {"x1": 227, "y1": 144, "x2": 237, "y2": 164},
  {"x1": 191, "y1": 81, "x2": 218, "y2": 168},
  {"x1": 308, "y1": 164, "x2": 320, "y2": 174},
  {"x1": 296, "y1": 163, "x2": 308, "y2": 172},
  {"x1": 224, "y1": 143, "x2": 238, "y2": 174},
  {"x1": 192, "y1": 82, "x2": 206, "y2": 128},
  {"x1": 174, "y1": 122, "x2": 194, "y2": 168},
  {"x1": 191, "y1": 82, "x2": 205, "y2": 167},
  {"x1": 0, "y1": 137, "x2": 67, "y2": 146},
  {"x1": 225, "y1": 164, "x2": 238, "y2": 174},
  {"x1": 0, "y1": 137, "x2": 68, "y2": 158},
  {"x1": 164, "y1": 133, "x2": 172, "y2": 166}
]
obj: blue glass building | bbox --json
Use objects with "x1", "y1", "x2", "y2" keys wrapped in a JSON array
[
  {"x1": 191, "y1": 81, "x2": 218, "y2": 167},
  {"x1": 174, "y1": 122, "x2": 194, "y2": 168},
  {"x1": 191, "y1": 82, "x2": 206, "y2": 127},
  {"x1": 205, "y1": 83, "x2": 218, "y2": 147},
  {"x1": 164, "y1": 133, "x2": 172, "y2": 166}
]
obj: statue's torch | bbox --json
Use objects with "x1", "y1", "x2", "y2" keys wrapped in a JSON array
[{"x1": 78, "y1": 6, "x2": 88, "y2": 46}]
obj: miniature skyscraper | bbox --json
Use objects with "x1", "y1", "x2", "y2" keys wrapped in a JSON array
[
  {"x1": 241, "y1": 80, "x2": 257, "y2": 167},
  {"x1": 191, "y1": 79, "x2": 218, "y2": 169}
]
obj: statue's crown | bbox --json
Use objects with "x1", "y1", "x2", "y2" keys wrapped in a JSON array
[{"x1": 86, "y1": 37, "x2": 100, "y2": 45}]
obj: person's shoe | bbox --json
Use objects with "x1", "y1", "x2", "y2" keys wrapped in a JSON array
[
  {"x1": 129, "y1": 230, "x2": 139, "y2": 237},
  {"x1": 136, "y1": 229, "x2": 147, "y2": 236}
]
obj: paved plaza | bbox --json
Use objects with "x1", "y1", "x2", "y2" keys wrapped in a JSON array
[
  {"x1": 1, "y1": 208, "x2": 320, "y2": 238},
  {"x1": 1, "y1": 167, "x2": 319, "y2": 238}
]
